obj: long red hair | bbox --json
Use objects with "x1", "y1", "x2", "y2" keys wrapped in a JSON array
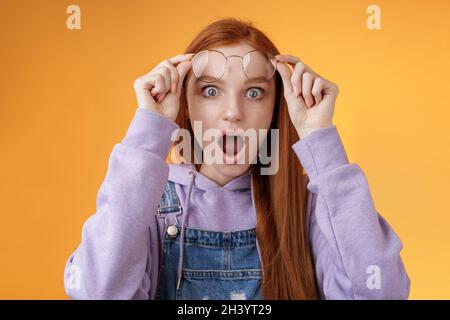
[{"x1": 170, "y1": 17, "x2": 319, "y2": 299}]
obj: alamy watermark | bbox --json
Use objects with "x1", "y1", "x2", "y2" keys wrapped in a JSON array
[
  {"x1": 366, "y1": 264, "x2": 381, "y2": 290},
  {"x1": 169, "y1": 121, "x2": 279, "y2": 175}
]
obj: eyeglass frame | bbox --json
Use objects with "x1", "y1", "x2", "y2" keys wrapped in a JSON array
[{"x1": 191, "y1": 49, "x2": 278, "y2": 83}]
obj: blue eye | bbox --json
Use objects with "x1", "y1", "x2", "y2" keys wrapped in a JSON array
[
  {"x1": 202, "y1": 86, "x2": 218, "y2": 97},
  {"x1": 201, "y1": 86, "x2": 265, "y2": 99},
  {"x1": 246, "y1": 88, "x2": 264, "y2": 99}
]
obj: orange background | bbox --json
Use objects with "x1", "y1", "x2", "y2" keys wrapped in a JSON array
[{"x1": 0, "y1": 0, "x2": 449, "y2": 299}]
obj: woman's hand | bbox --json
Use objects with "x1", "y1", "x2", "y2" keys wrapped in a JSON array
[
  {"x1": 133, "y1": 53, "x2": 194, "y2": 122},
  {"x1": 275, "y1": 54, "x2": 339, "y2": 139}
]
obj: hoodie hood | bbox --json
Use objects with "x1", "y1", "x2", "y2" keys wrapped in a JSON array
[
  {"x1": 167, "y1": 163, "x2": 260, "y2": 290},
  {"x1": 168, "y1": 163, "x2": 253, "y2": 191}
]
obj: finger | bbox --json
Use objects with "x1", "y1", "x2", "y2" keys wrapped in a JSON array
[
  {"x1": 274, "y1": 57, "x2": 294, "y2": 97},
  {"x1": 155, "y1": 54, "x2": 194, "y2": 95},
  {"x1": 168, "y1": 53, "x2": 195, "y2": 93},
  {"x1": 157, "y1": 59, "x2": 193, "y2": 102},
  {"x1": 290, "y1": 61, "x2": 307, "y2": 97},
  {"x1": 156, "y1": 92, "x2": 166, "y2": 103},
  {"x1": 153, "y1": 75, "x2": 167, "y2": 104},
  {"x1": 276, "y1": 54, "x2": 302, "y2": 66},
  {"x1": 175, "y1": 60, "x2": 193, "y2": 94},
  {"x1": 311, "y1": 77, "x2": 324, "y2": 105},
  {"x1": 150, "y1": 75, "x2": 166, "y2": 95},
  {"x1": 156, "y1": 91, "x2": 172, "y2": 104},
  {"x1": 160, "y1": 61, "x2": 180, "y2": 94},
  {"x1": 301, "y1": 72, "x2": 315, "y2": 108},
  {"x1": 320, "y1": 79, "x2": 340, "y2": 106},
  {"x1": 322, "y1": 78, "x2": 339, "y2": 95},
  {"x1": 276, "y1": 54, "x2": 317, "y2": 78},
  {"x1": 157, "y1": 67, "x2": 171, "y2": 97},
  {"x1": 168, "y1": 53, "x2": 196, "y2": 65},
  {"x1": 134, "y1": 79, "x2": 157, "y2": 109}
]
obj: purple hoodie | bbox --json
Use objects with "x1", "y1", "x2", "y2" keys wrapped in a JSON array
[{"x1": 63, "y1": 107, "x2": 410, "y2": 300}]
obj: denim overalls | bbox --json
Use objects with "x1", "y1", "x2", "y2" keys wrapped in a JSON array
[{"x1": 154, "y1": 179, "x2": 263, "y2": 300}]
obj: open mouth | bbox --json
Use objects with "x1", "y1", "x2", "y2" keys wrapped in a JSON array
[{"x1": 218, "y1": 132, "x2": 245, "y2": 163}]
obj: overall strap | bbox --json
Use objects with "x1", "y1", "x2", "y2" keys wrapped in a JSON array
[
  {"x1": 156, "y1": 181, "x2": 183, "y2": 239},
  {"x1": 157, "y1": 180, "x2": 182, "y2": 215}
]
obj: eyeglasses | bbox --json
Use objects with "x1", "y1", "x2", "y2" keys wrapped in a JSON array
[{"x1": 191, "y1": 49, "x2": 277, "y2": 83}]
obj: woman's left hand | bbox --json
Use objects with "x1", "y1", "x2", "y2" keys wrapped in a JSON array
[{"x1": 275, "y1": 54, "x2": 339, "y2": 139}]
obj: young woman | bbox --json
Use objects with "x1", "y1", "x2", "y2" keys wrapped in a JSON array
[{"x1": 64, "y1": 18, "x2": 410, "y2": 300}]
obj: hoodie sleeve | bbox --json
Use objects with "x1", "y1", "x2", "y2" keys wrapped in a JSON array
[
  {"x1": 64, "y1": 108, "x2": 179, "y2": 299},
  {"x1": 292, "y1": 125, "x2": 410, "y2": 300}
]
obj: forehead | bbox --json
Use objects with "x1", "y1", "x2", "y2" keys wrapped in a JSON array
[{"x1": 210, "y1": 42, "x2": 258, "y2": 57}]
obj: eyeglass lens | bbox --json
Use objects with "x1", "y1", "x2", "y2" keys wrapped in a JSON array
[{"x1": 192, "y1": 50, "x2": 276, "y2": 83}]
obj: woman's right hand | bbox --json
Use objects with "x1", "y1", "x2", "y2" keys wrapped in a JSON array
[{"x1": 133, "y1": 53, "x2": 194, "y2": 122}]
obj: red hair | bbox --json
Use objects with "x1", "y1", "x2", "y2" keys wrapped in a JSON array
[{"x1": 170, "y1": 17, "x2": 319, "y2": 299}]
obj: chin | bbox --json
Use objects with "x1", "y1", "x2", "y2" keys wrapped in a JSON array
[{"x1": 214, "y1": 163, "x2": 251, "y2": 178}]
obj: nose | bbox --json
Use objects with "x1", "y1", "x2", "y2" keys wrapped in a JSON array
[{"x1": 222, "y1": 98, "x2": 244, "y2": 123}]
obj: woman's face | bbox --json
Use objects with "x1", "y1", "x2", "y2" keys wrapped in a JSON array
[{"x1": 185, "y1": 42, "x2": 276, "y2": 186}]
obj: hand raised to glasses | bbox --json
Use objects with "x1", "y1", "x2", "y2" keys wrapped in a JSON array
[
  {"x1": 275, "y1": 54, "x2": 339, "y2": 139},
  {"x1": 133, "y1": 53, "x2": 195, "y2": 121}
]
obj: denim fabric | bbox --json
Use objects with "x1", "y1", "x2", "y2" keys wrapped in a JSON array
[{"x1": 155, "y1": 181, "x2": 263, "y2": 300}]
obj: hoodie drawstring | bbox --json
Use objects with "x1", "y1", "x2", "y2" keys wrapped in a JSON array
[{"x1": 176, "y1": 169, "x2": 197, "y2": 290}]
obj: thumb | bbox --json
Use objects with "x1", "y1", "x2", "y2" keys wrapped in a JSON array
[
  {"x1": 175, "y1": 60, "x2": 192, "y2": 95},
  {"x1": 275, "y1": 59, "x2": 294, "y2": 97}
]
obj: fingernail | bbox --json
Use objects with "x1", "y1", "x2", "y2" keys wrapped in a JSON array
[{"x1": 171, "y1": 83, "x2": 176, "y2": 93}]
